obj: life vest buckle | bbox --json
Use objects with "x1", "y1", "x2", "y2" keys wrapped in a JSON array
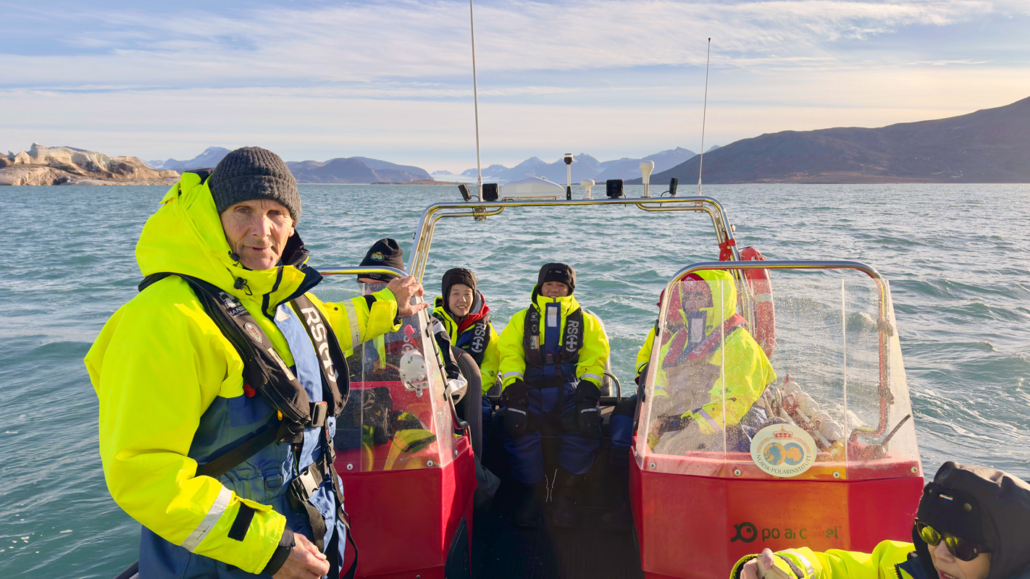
[
  {"x1": 310, "y1": 401, "x2": 328, "y2": 428},
  {"x1": 296, "y1": 466, "x2": 319, "y2": 500}
]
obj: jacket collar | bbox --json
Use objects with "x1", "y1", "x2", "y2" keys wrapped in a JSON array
[
  {"x1": 135, "y1": 172, "x2": 319, "y2": 316},
  {"x1": 532, "y1": 291, "x2": 579, "y2": 319}
]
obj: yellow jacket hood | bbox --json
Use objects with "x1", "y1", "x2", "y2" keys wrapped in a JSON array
[
  {"x1": 670, "y1": 269, "x2": 737, "y2": 336},
  {"x1": 137, "y1": 172, "x2": 314, "y2": 315}
]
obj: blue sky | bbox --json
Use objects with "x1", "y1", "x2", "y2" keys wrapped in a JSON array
[{"x1": 2, "y1": 0, "x2": 1028, "y2": 172}]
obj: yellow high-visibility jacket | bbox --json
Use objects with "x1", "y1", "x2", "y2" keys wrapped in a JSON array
[
  {"x1": 498, "y1": 292, "x2": 610, "y2": 390},
  {"x1": 730, "y1": 541, "x2": 924, "y2": 579},
  {"x1": 84, "y1": 172, "x2": 399, "y2": 574},
  {"x1": 636, "y1": 324, "x2": 657, "y2": 380},
  {"x1": 643, "y1": 270, "x2": 776, "y2": 433},
  {"x1": 433, "y1": 297, "x2": 501, "y2": 393}
]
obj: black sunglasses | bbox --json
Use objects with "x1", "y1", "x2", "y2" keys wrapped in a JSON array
[
  {"x1": 359, "y1": 281, "x2": 388, "y2": 293},
  {"x1": 915, "y1": 521, "x2": 990, "y2": 561}
]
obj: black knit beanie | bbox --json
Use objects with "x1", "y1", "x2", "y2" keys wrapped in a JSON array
[
  {"x1": 442, "y1": 268, "x2": 477, "y2": 302},
  {"x1": 359, "y1": 238, "x2": 405, "y2": 281},
  {"x1": 537, "y1": 263, "x2": 576, "y2": 294},
  {"x1": 209, "y1": 147, "x2": 301, "y2": 223}
]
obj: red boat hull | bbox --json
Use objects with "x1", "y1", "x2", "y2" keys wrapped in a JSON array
[{"x1": 630, "y1": 454, "x2": 923, "y2": 579}]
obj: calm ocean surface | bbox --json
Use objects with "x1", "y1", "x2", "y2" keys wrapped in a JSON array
[{"x1": 1, "y1": 183, "x2": 1028, "y2": 576}]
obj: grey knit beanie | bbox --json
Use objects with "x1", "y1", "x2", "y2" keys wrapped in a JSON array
[{"x1": 209, "y1": 147, "x2": 301, "y2": 223}]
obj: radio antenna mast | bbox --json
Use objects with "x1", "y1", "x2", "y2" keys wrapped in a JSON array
[
  {"x1": 468, "y1": 0, "x2": 483, "y2": 202},
  {"x1": 697, "y1": 37, "x2": 711, "y2": 196}
]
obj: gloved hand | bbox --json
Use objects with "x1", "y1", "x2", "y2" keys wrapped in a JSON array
[
  {"x1": 635, "y1": 363, "x2": 649, "y2": 386},
  {"x1": 447, "y1": 374, "x2": 468, "y2": 402},
  {"x1": 500, "y1": 380, "x2": 531, "y2": 439},
  {"x1": 573, "y1": 380, "x2": 602, "y2": 437}
]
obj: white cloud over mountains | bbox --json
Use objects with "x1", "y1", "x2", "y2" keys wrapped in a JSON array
[{"x1": 1, "y1": 0, "x2": 1027, "y2": 168}]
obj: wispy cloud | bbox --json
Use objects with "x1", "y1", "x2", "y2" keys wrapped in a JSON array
[
  {"x1": 0, "y1": 0, "x2": 1026, "y2": 170},
  {"x1": 0, "y1": 0, "x2": 1000, "y2": 89}
]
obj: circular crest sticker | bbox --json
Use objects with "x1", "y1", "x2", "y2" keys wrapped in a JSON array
[{"x1": 750, "y1": 423, "x2": 817, "y2": 477}]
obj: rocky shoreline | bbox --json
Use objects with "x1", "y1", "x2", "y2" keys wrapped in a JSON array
[{"x1": 0, "y1": 144, "x2": 179, "y2": 186}]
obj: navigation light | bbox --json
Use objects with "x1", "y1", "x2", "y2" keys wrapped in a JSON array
[{"x1": 606, "y1": 179, "x2": 624, "y2": 198}]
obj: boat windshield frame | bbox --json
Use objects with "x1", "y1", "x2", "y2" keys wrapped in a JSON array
[{"x1": 651, "y1": 260, "x2": 899, "y2": 456}]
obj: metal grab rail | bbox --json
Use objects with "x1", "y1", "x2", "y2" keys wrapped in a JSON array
[
  {"x1": 650, "y1": 260, "x2": 896, "y2": 451},
  {"x1": 605, "y1": 371, "x2": 623, "y2": 404},
  {"x1": 317, "y1": 266, "x2": 409, "y2": 279},
  {"x1": 406, "y1": 196, "x2": 740, "y2": 284}
]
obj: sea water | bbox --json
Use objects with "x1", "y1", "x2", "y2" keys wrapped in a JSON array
[{"x1": 1, "y1": 183, "x2": 1027, "y2": 576}]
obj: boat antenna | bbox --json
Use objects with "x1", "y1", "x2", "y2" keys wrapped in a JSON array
[
  {"x1": 468, "y1": 0, "x2": 483, "y2": 202},
  {"x1": 697, "y1": 37, "x2": 710, "y2": 196}
]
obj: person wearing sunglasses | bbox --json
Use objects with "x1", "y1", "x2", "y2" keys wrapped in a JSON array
[
  {"x1": 497, "y1": 263, "x2": 612, "y2": 528},
  {"x1": 734, "y1": 461, "x2": 1030, "y2": 579},
  {"x1": 351, "y1": 239, "x2": 420, "y2": 379},
  {"x1": 351, "y1": 238, "x2": 463, "y2": 383}
]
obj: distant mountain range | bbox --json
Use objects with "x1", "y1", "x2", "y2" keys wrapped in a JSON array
[
  {"x1": 450, "y1": 147, "x2": 696, "y2": 184},
  {"x1": 147, "y1": 147, "x2": 231, "y2": 172},
  {"x1": 146, "y1": 146, "x2": 692, "y2": 185},
  {"x1": 637, "y1": 96, "x2": 1030, "y2": 184},
  {"x1": 146, "y1": 148, "x2": 431, "y2": 183},
  {"x1": 286, "y1": 157, "x2": 431, "y2": 184},
  {"x1": 24, "y1": 95, "x2": 1030, "y2": 187}
]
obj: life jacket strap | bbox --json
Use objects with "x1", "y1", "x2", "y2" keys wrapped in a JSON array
[
  {"x1": 287, "y1": 460, "x2": 332, "y2": 550},
  {"x1": 139, "y1": 272, "x2": 358, "y2": 573},
  {"x1": 292, "y1": 294, "x2": 351, "y2": 417},
  {"x1": 522, "y1": 305, "x2": 584, "y2": 378},
  {"x1": 195, "y1": 419, "x2": 286, "y2": 479},
  {"x1": 139, "y1": 272, "x2": 350, "y2": 431}
]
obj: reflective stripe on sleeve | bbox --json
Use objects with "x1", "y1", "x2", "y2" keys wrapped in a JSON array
[
  {"x1": 784, "y1": 550, "x2": 815, "y2": 577},
  {"x1": 581, "y1": 373, "x2": 602, "y2": 382},
  {"x1": 342, "y1": 301, "x2": 362, "y2": 347},
  {"x1": 181, "y1": 486, "x2": 233, "y2": 552},
  {"x1": 501, "y1": 371, "x2": 524, "y2": 380},
  {"x1": 697, "y1": 409, "x2": 722, "y2": 433}
]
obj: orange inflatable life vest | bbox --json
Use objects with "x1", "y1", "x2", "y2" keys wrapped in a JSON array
[{"x1": 738, "y1": 246, "x2": 776, "y2": 358}]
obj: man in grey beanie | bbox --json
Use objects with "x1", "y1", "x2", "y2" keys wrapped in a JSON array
[{"x1": 88, "y1": 146, "x2": 427, "y2": 579}]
